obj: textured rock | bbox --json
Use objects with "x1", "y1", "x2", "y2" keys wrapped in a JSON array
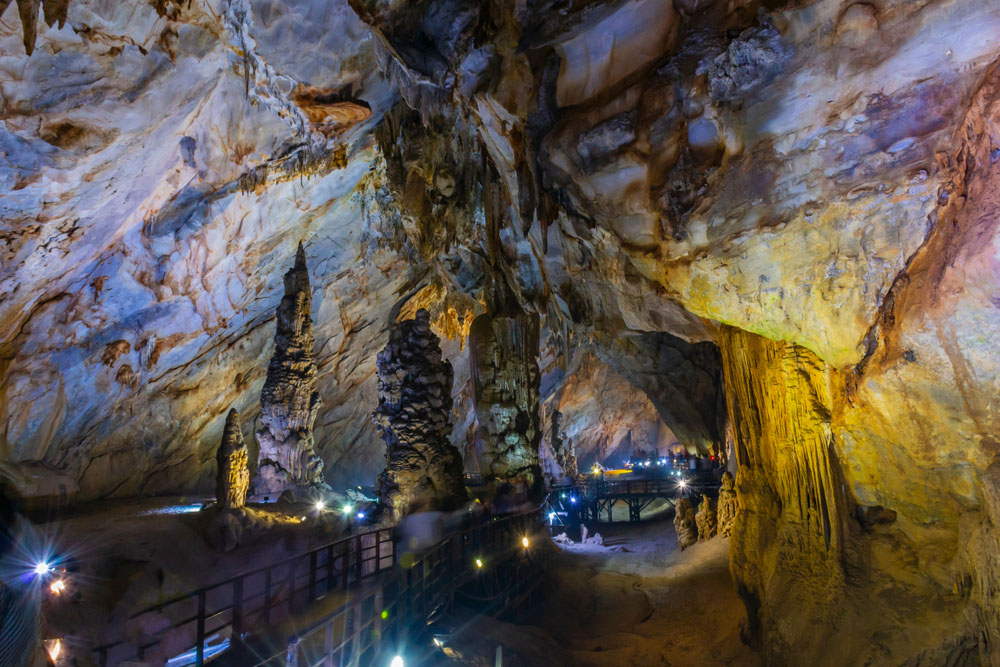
[
  {"x1": 716, "y1": 471, "x2": 737, "y2": 538},
  {"x1": 468, "y1": 309, "x2": 543, "y2": 492},
  {"x1": 215, "y1": 408, "x2": 249, "y2": 509},
  {"x1": 695, "y1": 494, "x2": 716, "y2": 541},
  {"x1": 547, "y1": 410, "x2": 577, "y2": 480},
  {"x1": 373, "y1": 308, "x2": 467, "y2": 521},
  {"x1": 674, "y1": 496, "x2": 697, "y2": 550},
  {"x1": 252, "y1": 243, "x2": 328, "y2": 498}
]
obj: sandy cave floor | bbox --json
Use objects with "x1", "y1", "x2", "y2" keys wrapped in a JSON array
[{"x1": 443, "y1": 518, "x2": 762, "y2": 667}]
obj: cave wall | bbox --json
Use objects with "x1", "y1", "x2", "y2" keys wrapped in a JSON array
[{"x1": 0, "y1": 0, "x2": 412, "y2": 502}]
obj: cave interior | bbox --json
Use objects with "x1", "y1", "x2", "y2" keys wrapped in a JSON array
[{"x1": 2, "y1": 0, "x2": 1000, "y2": 665}]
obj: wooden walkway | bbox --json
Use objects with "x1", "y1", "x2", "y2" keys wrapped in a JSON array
[
  {"x1": 92, "y1": 511, "x2": 543, "y2": 667},
  {"x1": 552, "y1": 473, "x2": 722, "y2": 524}
]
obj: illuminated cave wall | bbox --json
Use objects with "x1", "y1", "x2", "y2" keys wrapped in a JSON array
[{"x1": 541, "y1": 350, "x2": 680, "y2": 473}]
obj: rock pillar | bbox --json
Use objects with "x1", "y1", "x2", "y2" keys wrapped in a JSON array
[
  {"x1": 696, "y1": 494, "x2": 717, "y2": 540},
  {"x1": 717, "y1": 471, "x2": 737, "y2": 537},
  {"x1": 253, "y1": 243, "x2": 328, "y2": 498},
  {"x1": 674, "y1": 496, "x2": 697, "y2": 550},
  {"x1": 216, "y1": 409, "x2": 250, "y2": 509},
  {"x1": 374, "y1": 309, "x2": 467, "y2": 522},
  {"x1": 550, "y1": 410, "x2": 578, "y2": 480},
  {"x1": 468, "y1": 309, "x2": 542, "y2": 494}
]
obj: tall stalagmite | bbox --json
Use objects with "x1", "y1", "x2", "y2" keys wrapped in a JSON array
[
  {"x1": 374, "y1": 309, "x2": 467, "y2": 521},
  {"x1": 696, "y1": 494, "x2": 717, "y2": 541},
  {"x1": 468, "y1": 309, "x2": 542, "y2": 493},
  {"x1": 253, "y1": 243, "x2": 328, "y2": 498},
  {"x1": 674, "y1": 497, "x2": 697, "y2": 550},
  {"x1": 717, "y1": 471, "x2": 737, "y2": 538},
  {"x1": 550, "y1": 410, "x2": 578, "y2": 480},
  {"x1": 216, "y1": 408, "x2": 249, "y2": 509}
]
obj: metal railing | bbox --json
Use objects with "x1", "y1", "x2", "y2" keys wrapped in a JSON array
[
  {"x1": 92, "y1": 510, "x2": 543, "y2": 667},
  {"x1": 93, "y1": 527, "x2": 395, "y2": 667},
  {"x1": 273, "y1": 511, "x2": 541, "y2": 667}
]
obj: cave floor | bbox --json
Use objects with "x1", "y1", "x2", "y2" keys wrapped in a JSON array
[{"x1": 444, "y1": 520, "x2": 761, "y2": 667}]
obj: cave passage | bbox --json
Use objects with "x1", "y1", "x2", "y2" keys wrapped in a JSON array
[{"x1": 3, "y1": 0, "x2": 1000, "y2": 665}]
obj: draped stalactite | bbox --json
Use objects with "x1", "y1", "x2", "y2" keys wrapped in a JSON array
[{"x1": 720, "y1": 326, "x2": 849, "y2": 663}]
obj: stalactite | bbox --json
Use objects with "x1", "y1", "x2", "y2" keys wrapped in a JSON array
[{"x1": 720, "y1": 325, "x2": 848, "y2": 661}]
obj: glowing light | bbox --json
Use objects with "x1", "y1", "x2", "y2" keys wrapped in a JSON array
[
  {"x1": 357, "y1": 512, "x2": 366, "y2": 519},
  {"x1": 49, "y1": 579, "x2": 66, "y2": 595},
  {"x1": 47, "y1": 639, "x2": 61, "y2": 661},
  {"x1": 569, "y1": 496, "x2": 577, "y2": 504},
  {"x1": 315, "y1": 501, "x2": 325, "y2": 511},
  {"x1": 34, "y1": 562, "x2": 52, "y2": 576},
  {"x1": 678, "y1": 479, "x2": 687, "y2": 488},
  {"x1": 341, "y1": 504, "x2": 353, "y2": 515},
  {"x1": 390, "y1": 657, "x2": 404, "y2": 667},
  {"x1": 475, "y1": 557, "x2": 483, "y2": 568},
  {"x1": 381, "y1": 610, "x2": 389, "y2": 620},
  {"x1": 433, "y1": 638, "x2": 443, "y2": 647},
  {"x1": 548, "y1": 512, "x2": 556, "y2": 524},
  {"x1": 521, "y1": 536, "x2": 529, "y2": 548}
]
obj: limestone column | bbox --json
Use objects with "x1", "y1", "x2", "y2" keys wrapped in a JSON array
[
  {"x1": 252, "y1": 243, "x2": 328, "y2": 498},
  {"x1": 468, "y1": 308, "x2": 543, "y2": 494},
  {"x1": 374, "y1": 309, "x2": 468, "y2": 522},
  {"x1": 216, "y1": 408, "x2": 249, "y2": 509}
]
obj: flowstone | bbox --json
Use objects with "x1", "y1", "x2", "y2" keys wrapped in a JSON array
[
  {"x1": 717, "y1": 471, "x2": 737, "y2": 537},
  {"x1": 374, "y1": 309, "x2": 467, "y2": 522},
  {"x1": 696, "y1": 494, "x2": 717, "y2": 541},
  {"x1": 674, "y1": 497, "x2": 697, "y2": 550},
  {"x1": 216, "y1": 409, "x2": 249, "y2": 509},
  {"x1": 252, "y1": 243, "x2": 329, "y2": 499}
]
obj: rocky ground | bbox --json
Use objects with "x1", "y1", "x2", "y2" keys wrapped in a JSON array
[{"x1": 444, "y1": 519, "x2": 758, "y2": 667}]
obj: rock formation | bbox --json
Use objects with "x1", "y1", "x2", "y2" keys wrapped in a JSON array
[
  {"x1": 695, "y1": 494, "x2": 717, "y2": 541},
  {"x1": 253, "y1": 243, "x2": 328, "y2": 499},
  {"x1": 674, "y1": 497, "x2": 697, "y2": 550},
  {"x1": 716, "y1": 472, "x2": 737, "y2": 538},
  {"x1": 215, "y1": 409, "x2": 249, "y2": 509},
  {"x1": 7, "y1": 1, "x2": 1000, "y2": 663},
  {"x1": 468, "y1": 309, "x2": 543, "y2": 493},
  {"x1": 549, "y1": 410, "x2": 578, "y2": 480},
  {"x1": 373, "y1": 308, "x2": 467, "y2": 521}
]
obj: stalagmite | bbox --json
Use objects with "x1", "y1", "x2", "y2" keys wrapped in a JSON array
[
  {"x1": 374, "y1": 309, "x2": 468, "y2": 521},
  {"x1": 252, "y1": 243, "x2": 329, "y2": 499},
  {"x1": 674, "y1": 497, "x2": 697, "y2": 550},
  {"x1": 550, "y1": 410, "x2": 578, "y2": 480},
  {"x1": 468, "y1": 309, "x2": 543, "y2": 494},
  {"x1": 717, "y1": 471, "x2": 737, "y2": 537},
  {"x1": 695, "y1": 494, "x2": 717, "y2": 541},
  {"x1": 216, "y1": 409, "x2": 249, "y2": 509}
]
